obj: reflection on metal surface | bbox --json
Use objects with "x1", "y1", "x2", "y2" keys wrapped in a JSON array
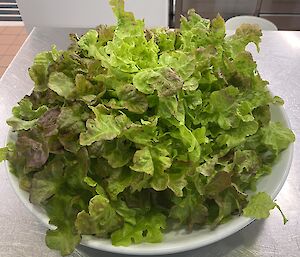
[{"x1": 282, "y1": 32, "x2": 300, "y2": 49}]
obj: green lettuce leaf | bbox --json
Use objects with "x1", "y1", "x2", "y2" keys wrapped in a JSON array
[
  {"x1": 6, "y1": 99, "x2": 48, "y2": 131},
  {"x1": 0, "y1": 147, "x2": 8, "y2": 162},
  {"x1": 48, "y1": 72, "x2": 75, "y2": 99},
  {"x1": 261, "y1": 122, "x2": 295, "y2": 155},
  {"x1": 75, "y1": 73, "x2": 106, "y2": 104},
  {"x1": 89, "y1": 139, "x2": 134, "y2": 168},
  {"x1": 80, "y1": 105, "x2": 131, "y2": 146},
  {"x1": 77, "y1": 30, "x2": 103, "y2": 60},
  {"x1": 116, "y1": 84, "x2": 148, "y2": 114},
  {"x1": 243, "y1": 192, "x2": 276, "y2": 219},
  {"x1": 75, "y1": 194, "x2": 122, "y2": 237},
  {"x1": 45, "y1": 195, "x2": 82, "y2": 256},
  {"x1": 170, "y1": 188, "x2": 208, "y2": 227},
  {"x1": 29, "y1": 46, "x2": 62, "y2": 92},
  {"x1": 111, "y1": 212, "x2": 166, "y2": 246},
  {"x1": 226, "y1": 24, "x2": 262, "y2": 54},
  {"x1": 130, "y1": 147, "x2": 154, "y2": 175}
]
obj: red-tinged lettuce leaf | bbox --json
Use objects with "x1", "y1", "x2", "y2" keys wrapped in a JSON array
[
  {"x1": 30, "y1": 148, "x2": 89, "y2": 205},
  {"x1": 152, "y1": 28, "x2": 176, "y2": 52},
  {"x1": 159, "y1": 51, "x2": 195, "y2": 82},
  {"x1": 233, "y1": 150, "x2": 262, "y2": 174},
  {"x1": 210, "y1": 14, "x2": 226, "y2": 43},
  {"x1": 37, "y1": 107, "x2": 61, "y2": 137},
  {"x1": 212, "y1": 186, "x2": 247, "y2": 227},
  {"x1": 133, "y1": 67, "x2": 183, "y2": 97},
  {"x1": 226, "y1": 24, "x2": 262, "y2": 54},
  {"x1": 14, "y1": 130, "x2": 49, "y2": 172},
  {"x1": 169, "y1": 188, "x2": 208, "y2": 228},
  {"x1": 57, "y1": 104, "x2": 90, "y2": 152},
  {"x1": 95, "y1": 25, "x2": 116, "y2": 46},
  {"x1": 205, "y1": 171, "x2": 232, "y2": 196}
]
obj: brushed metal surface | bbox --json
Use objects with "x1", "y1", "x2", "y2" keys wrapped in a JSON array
[
  {"x1": 0, "y1": 28, "x2": 300, "y2": 257},
  {"x1": 261, "y1": 0, "x2": 300, "y2": 14}
]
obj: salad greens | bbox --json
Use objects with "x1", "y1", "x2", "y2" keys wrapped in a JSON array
[{"x1": 0, "y1": 0, "x2": 295, "y2": 255}]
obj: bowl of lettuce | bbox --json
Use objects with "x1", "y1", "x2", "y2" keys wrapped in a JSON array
[{"x1": 1, "y1": 0, "x2": 295, "y2": 256}]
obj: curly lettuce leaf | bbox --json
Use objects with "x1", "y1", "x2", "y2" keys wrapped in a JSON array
[
  {"x1": 227, "y1": 24, "x2": 262, "y2": 54},
  {"x1": 130, "y1": 147, "x2": 154, "y2": 175},
  {"x1": 170, "y1": 188, "x2": 208, "y2": 227},
  {"x1": 57, "y1": 104, "x2": 90, "y2": 152},
  {"x1": 111, "y1": 212, "x2": 166, "y2": 246},
  {"x1": 29, "y1": 156, "x2": 64, "y2": 205},
  {"x1": 261, "y1": 122, "x2": 295, "y2": 155},
  {"x1": 75, "y1": 194, "x2": 122, "y2": 237},
  {"x1": 116, "y1": 84, "x2": 148, "y2": 114},
  {"x1": 29, "y1": 46, "x2": 62, "y2": 92},
  {"x1": 79, "y1": 105, "x2": 131, "y2": 146},
  {"x1": 133, "y1": 67, "x2": 183, "y2": 97},
  {"x1": 6, "y1": 99, "x2": 48, "y2": 131},
  {"x1": 75, "y1": 73, "x2": 106, "y2": 104},
  {"x1": 243, "y1": 192, "x2": 276, "y2": 219},
  {"x1": 48, "y1": 72, "x2": 75, "y2": 99},
  {"x1": 45, "y1": 195, "x2": 82, "y2": 256},
  {"x1": 89, "y1": 139, "x2": 134, "y2": 168},
  {"x1": 14, "y1": 130, "x2": 49, "y2": 172}
]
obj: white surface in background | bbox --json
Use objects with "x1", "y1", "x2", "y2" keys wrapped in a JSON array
[{"x1": 16, "y1": 0, "x2": 169, "y2": 32}]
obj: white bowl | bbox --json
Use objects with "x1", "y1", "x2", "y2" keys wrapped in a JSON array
[
  {"x1": 225, "y1": 16, "x2": 278, "y2": 31},
  {"x1": 5, "y1": 103, "x2": 294, "y2": 255}
]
